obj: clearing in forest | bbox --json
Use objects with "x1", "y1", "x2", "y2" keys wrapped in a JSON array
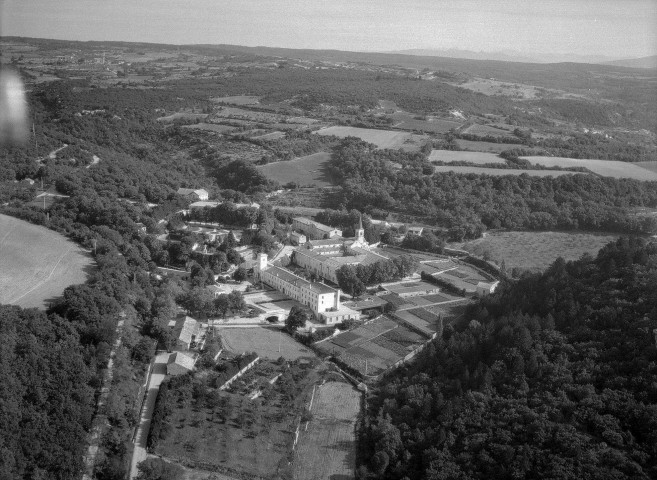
[
  {"x1": 313, "y1": 126, "x2": 427, "y2": 151},
  {"x1": 257, "y1": 152, "x2": 334, "y2": 187},
  {"x1": 429, "y1": 150, "x2": 506, "y2": 165},
  {"x1": 0, "y1": 214, "x2": 93, "y2": 309},
  {"x1": 293, "y1": 380, "x2": 360, "y2": 480},
  {"x1": 456, "y1": 230, "x2": 619, "y2": 273},
  {"x1": 433, "y1": 165, "x2": 581, "y2": 177},
  {"x1": 523, "y1": 156, "x2": 657, "y2": 181}
]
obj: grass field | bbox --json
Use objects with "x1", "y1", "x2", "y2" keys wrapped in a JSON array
[
  {"x1": 463, "y1": 123, "x2": 516, "y2": 138},
  {"x1": 313, "y1": 126, "x2": 427, "y2": 151},
  {"x1": 293, "y1": 381, "x2": 360, "y2": 480},
  {"x1": 391, "y1": 113, "x2": 462, "y2": 134},
  {"x1": 0, "y1": 214, "x2": 93, "y2": 309},
  {"x1": 257, "y1": 152, "x2": 334, "y2": 187},
  {"x1": 433, "y1": 165, "x2": 581, "y2": 177},
  {"x1": 524, "y1": 156, "x2": 657, "y2": 181},
  {"x1": 456, "y1": 230, "x2": 619, "y2": 272},
  {"x1": 429, "y1": 149, "x2": 506, "y2": 165},
  {"x1": 456, "y1": 139, "x2": 523, "y2": 153},
  {"x1": 637, "y1": 161, "x2": 657, "y2": 174},
  {"x1": 218, "y1": 326, "x2": 316, "y2": 360}
]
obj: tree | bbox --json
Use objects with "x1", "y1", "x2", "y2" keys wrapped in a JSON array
[
  {"x1": 285, "y1": 306, "x2": 308, "y2": 332},
  {"x1": 336, "y1": 265, "x2": 366, "y2": 298},
  {"x1": 233, "y1": 266, "x2": 247, "y2": 282},
  {"x1": 136, "y1": 458, "x2": 183, "y2": 480}
]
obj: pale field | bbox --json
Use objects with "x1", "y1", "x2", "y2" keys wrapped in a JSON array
[
  {"x1": 313, "y1": 126, "x2": 427, "y2": 151},
  {"x1": 429, "y1": 149, "x2": 506, "y2": 165},
  {"x1": 156, "y1": 112, "x2": 208, "y2": 123},
  {"x1": 523, "y1": 156, "x2": 657, "y2": 181},
  {"x1": 293, "y1": 381, "x2": 360, "y2": 480},
  {"x1": 456, "y1": 230, "x2": 619, "y2": 272},
  {"x1": 181, "y1": 123, "x2": 236, "y2": 133},
  {"x1": 433, "y1": 165, "x2": 580, "y2": 177},
  {"x1": 0, "y1": 214, "x2": 92, "y2": 309},
  {"x1": 218, "y1": 327, "x2": 316, "y2": 360},
  {"x1": 257, "y1": 152, "x2": 334, "y2": 187}
]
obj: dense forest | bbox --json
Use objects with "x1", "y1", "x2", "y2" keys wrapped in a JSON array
[
  {"x1": 329, "y1": 138, "x2": 657, "y2": 238},
  {"x1": 360, "y1": 237, "x2": 657, "y2": 479}
]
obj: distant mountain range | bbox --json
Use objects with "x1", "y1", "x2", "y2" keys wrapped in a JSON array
[{"x1": 382, "y1": 48, "x2": 657, "y2": 68}]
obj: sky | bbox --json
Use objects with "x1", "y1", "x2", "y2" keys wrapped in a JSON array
[{"x1": 1, "y1": 0, "x2": 656, "y2": 59}]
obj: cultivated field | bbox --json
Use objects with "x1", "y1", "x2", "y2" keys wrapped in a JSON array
[
  {"x1": 257, "y1": 152, "x2": 334, "y2": 187},
  {"x1": 463, "y1": 123, "x2": 516, "y2": 139},
  {"x1": 182, "y1": 123, "x2": 236, "y2": 133},
  {"x1": 637, "y1": 161, "x2": 657, "y2": 174},
  {"x1": 391, "y1": 113, "x2": 462, "y2": 134},
  {"x1": 293, "y1": 381, "x2": 360, "y2": 480},
  {"x1": 524, "y1": 156, "x2": 657, "y2": 181},
  {"x1": 313, "y1": 126, "x2": 428, "y2": 151},
  {"x1": 433, "y1": 165, "x2": 581, "y2": 177},
  {"x1": 432, "y1": 263, "x2": 491, "y2": 294},
  {"x1": 456, "y1": 230, "x2": 619, "y2": 272},
  {"x1": 456, "y1": 139, "x2": 523, "y2": 153},
  {"x1": 317, "y1": 316, "x2": 428, "y2": 377},
  {"x1": 211, "y1": 95, "x2": 260, "y2": 105},
  {"x1": 429, "y1": 149, "x2": 506, "y2": 165},
  {"x1": 156, "y1": 112, "x2": 208, "y2": 123},
  {"x1": 0, "y1": 214, "x2": 93, "y2": 309},
  {"x1": 218, "y1": 327, "x2": 316, "y2": 360}
]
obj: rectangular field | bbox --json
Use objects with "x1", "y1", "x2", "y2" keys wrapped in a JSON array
[
  {"x1": 456, "y1": 230, "x2": 619, "y2": 272},
  {"x1": 523, "y1": 156, "x2": 657, "y2": 181},
  {"x1": 218, "y1": 326, "x2": 316, "y2": 360},
  {"x1": 313, "y1": 126, "x2": 427, "y2": 151},
  {"x1": 456, "y1": 139, "x2": 523, "y2": 153},
  {"x1": 463, "y1": 123, "x2": 516, "y2": 138},
  {"x1": 182, "y1": 123, "x2": 236, "y2": 133},
  {"x1": 391, "y1": 113, "x2": 462, "y2": 133},
  {"x1": 429, "y1": 149, "x2": 506, "y2": 165},
  {"x1": 433, "y1": 165, "x2": 581, "y2": 177},
  {"x1": 293, "y1": 381, "x2": 360, "y2": 480},
  {"x1": 210, "y1": 95, "x2": 260, "y2": 105},
  {"x1": 0, "y1": 214, "x2": 93, "y2": 309},
  {"x1": 257, "y1": 152, "x2": 334, "y2": 187}
]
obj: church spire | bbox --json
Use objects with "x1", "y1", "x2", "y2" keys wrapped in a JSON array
[{"x1": 358, "y1": 214, "x2": 363, "y2": 230}]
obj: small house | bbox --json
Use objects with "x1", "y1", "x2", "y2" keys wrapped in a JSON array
[{"x1": 167, "y1": 352, "x2": 195, "y2": 376}]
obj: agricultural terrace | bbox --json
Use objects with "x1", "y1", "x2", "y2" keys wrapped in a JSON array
[
  {"x1": 432, "y1": 165, "x2": 583, "y2": 177},
  {"x1": 181, "y1": 123, "x2": 236, "y2": 134},
  {"x1": 0, "y1": 214, "x2": 92, "y2": 309},
  {"x1": 313, "y1": 126, "x2": 428, "y2": 151},
  {"x1": 257, "y1": 152, "x2": 335, "y2": 187},
  {"x1": 317, "y1": 316, "x2": 430, "y2": 377},
  {"x1": 153, "y1": 358, "x2": 320, "y2": 478},
  {"x1": 429, "y1": 149, "x2": 506, "y2": 165},
  {"x1": 219, "y1": 327, "x2": 316, "y2": 360},
  {"x1": 293, "y1": 380, "x2": 360, "y2": 480},
  {"x1": 457, "y1": 230, "x2": 619, "y2": 273},
  {"x1": 431, "y1": 263, "x2": 491, "y2": 294},
  {"x1": 523, "y1": 156, "x2": 657, "y2": 181}
]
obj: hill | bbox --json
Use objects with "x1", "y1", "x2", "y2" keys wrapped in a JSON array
[
  {"x1": 604, "y1": 55, "x2": 657, "y2": 69},
  {"x1": 361, "y1": 237, "x2": 657, "y2": 479}
]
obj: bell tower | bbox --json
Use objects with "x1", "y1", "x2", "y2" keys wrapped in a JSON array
[{"x1": 355, "y1": 214, "x2": 365, "y2": 243}]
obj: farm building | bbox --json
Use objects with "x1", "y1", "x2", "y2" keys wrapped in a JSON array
[
  {"x1": 476, "y1": 281, "x2": 500, "y2": 296},
  {"x1": 293, "y1": 217, "x2": 342, "y2": 240},
  {"x1": 254, "y1": 253, "x2": 359, "y2": 324},
  {"x1": 177, "y1": 188, "x2": 209, "y2": 201},
  {"x1": 167, "y1": 352, "x2": 195, "y2": 376},
  {"x1": 172, "y1": 315, "x2": 200, "y2": 350}
]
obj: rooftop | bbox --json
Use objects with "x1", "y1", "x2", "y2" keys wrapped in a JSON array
[
  {"x1": 168, "y1": 351, "x2": 195, "y2": 371},
  {"x1": 189, "y1": 201, "x2": 220, "y2": 208},
  {"x1": 265, "y1": 264, "x2": 336, "y2": 295},
  {"x1": 173, "y1": 316, "x2": 199, "y2": 345}
]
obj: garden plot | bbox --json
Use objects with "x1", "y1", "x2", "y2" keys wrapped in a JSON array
[{"x1": 219, "y1": 327, "x2": 315, "y2": 360}]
